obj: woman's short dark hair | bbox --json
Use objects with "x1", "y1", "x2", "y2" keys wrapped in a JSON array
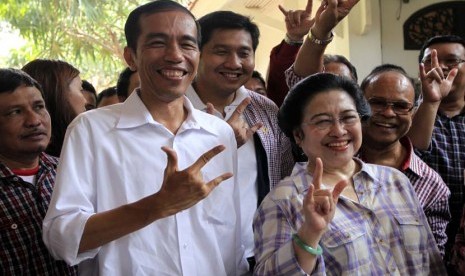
[
  {"x1": 279, "y1": 73, "x2": 370, "y2": 144},
  {"x1": 22, "y1": 59, "x2": 80, "y2": 157}
]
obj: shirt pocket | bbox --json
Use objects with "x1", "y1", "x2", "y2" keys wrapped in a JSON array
[
  {"x1": 321, "y1": 225, "x2": 370, "y2": 273},
  {"x1": 393, "y1": 213, "x2": 425, "y2": 254}
]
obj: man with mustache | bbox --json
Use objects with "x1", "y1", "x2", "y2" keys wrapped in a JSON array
[
  {"x1": 358, "y1": 64, "x2": 450, "y2": 257},
  {"x1": 0, "y1": 68, "x2": 77, "y2": 275}
]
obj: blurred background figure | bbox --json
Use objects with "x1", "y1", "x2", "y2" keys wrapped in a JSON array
[
  {"x1": 81, "y1": 80, "x2": 97, "y2": 110},
  {"x1": 22, "y1": 59, "x2": 86, "y2": 157},
  {"x1": 116, "y1": 67, "x2": 140, "y2": 102},
  {"x1": 97, "y1": 86, "x2": 119, "y2": 108},
  {"x1": 244, "y1": 70, "x2": 267, "y2": 97}
]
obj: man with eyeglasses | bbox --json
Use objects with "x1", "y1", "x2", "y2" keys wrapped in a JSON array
[
  {"x1": 358, "y1": 64, "x2": 450, "y2": 257},
  {"x1": 407, "y1": 34, "x2": 465, "y2": 271}
]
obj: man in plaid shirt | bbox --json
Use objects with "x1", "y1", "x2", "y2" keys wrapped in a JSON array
[{"x1": 0, "y1": 68, "x2": 77, "y2": 275}]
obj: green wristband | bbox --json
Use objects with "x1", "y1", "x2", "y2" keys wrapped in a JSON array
[{"x1": 292, "y1": 234, "x2": 323, "y2": 256}]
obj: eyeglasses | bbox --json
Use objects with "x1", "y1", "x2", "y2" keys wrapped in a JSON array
[
  {"x1": 367, "y1": 97, "x2": 414, "y2": 115},
  {"x1": 422, "y1": 57, "x2": 465, "y2": 69},
  {"x1": 303, "y1": 113, "x2": 360, "y2": 130}
]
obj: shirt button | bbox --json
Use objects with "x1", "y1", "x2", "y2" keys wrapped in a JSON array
[
  {"x1": 11, "y1": 223, "x2": 18, "y2": 230},
  {"x1": 183, "y1": 243, "x2": 188, "y2": 249},
  {"x1": 13, "y1": 177, "x2": 19, "y2": 182}
]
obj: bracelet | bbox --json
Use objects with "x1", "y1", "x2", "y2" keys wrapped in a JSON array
[
  {"x1": 284, "y1": 34, "x2": 304, "y2": 46},
  {"x1": 292, "y1": 234, "x2": 323, "y2": 255},
  {"x1": 307, "y1": 29, "x2": 334, "y2": 46}
]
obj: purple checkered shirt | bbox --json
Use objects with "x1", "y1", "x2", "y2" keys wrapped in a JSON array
[
  {"x1": 0, "y1": 153, "x2": 78, "y2": 275},
  {"x1": 253, "y1": 160, "x2": 446, "y2": 275}
]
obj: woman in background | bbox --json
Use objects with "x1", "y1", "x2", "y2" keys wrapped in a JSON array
[{"x1": 22, "y1": 59, "x2": 86, "y2": 157}]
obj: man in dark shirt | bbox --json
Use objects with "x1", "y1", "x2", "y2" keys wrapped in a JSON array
[{"x1": 0, "y1": 68, "x2": 77, "y2": 275}]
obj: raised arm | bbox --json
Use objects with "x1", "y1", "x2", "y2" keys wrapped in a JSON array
[
  {"x1": 294, "y1": 0, "x2": 359, "y2": 77},
  {"x1": 407, "y1": 50, "x2": 457, "y2": 150},
  {"x1": 78, "y1": 145, "x2": 232, "y2": 252}
]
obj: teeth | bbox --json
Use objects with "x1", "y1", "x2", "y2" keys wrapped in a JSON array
[
  {"x1": 328, "y1": 141, "x2": 348, "y2": 147},
  {"x1": 161, "y1": 70, "x2": 184, "y2": 78},
  {"x1": 223, "y1": 73, "x2": 239, "y2": 79},
  {"x1": 375, "y1": 122, "x2": 394, "y2": 128}
]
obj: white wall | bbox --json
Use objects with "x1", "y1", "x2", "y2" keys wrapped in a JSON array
[{"x1": 380, "y1": 0, "x2": 454, "y2": 78}]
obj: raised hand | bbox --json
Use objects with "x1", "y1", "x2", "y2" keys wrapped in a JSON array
[
  {"x1": 225, "y1": 97, "x2": 263, "y2": 148},
  {"x1": 157, "y1": 145, "x2": 233, "y2": 217},
  {"x1": 420, "y1": 49, "x2": 457, "y2": 103},
  {"x1": 278, "y1": 0, "x2": 315, "y2": 41},
  {"x1": 300, "y1": 158, "x2": 347, "y2": 238},
  {"x1": 312, "y1": 0, "x2": 360, "y2": 37}
]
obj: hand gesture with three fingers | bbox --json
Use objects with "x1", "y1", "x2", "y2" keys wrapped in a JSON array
[
  {"x1": 207, "y1": 98, "x2": 262, "y2": 148},
  {"x1": 300, "y1": 158, "x2": 347, "y2": 238},
  {"x1": 420, "y1": 49, "x2": 457, "y2": 104},
  {"x1": 157, "y1": 145, "x2": 233, "y2": 217},
  {"x1": 278, "y1": 0, "x2": 316, "y2": 41}
]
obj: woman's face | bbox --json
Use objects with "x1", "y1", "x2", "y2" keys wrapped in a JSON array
[
  {"x1": 68, "y1": 76, "x2": 87, "y2": 114},
  {"x1": 295, "y1": 89, "x2": 362, "y2": 170}
]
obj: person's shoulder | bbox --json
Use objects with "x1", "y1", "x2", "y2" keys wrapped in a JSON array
[
  {"x1": 40, "y1": 152, "x2": 59, "y2": 168},
  {"x1": 69, "y1": 104, "x2": 122, "y2": 129},
  {"x1": 247, "y1": 89, "x2": 278, "y2": 110},
  {"x1": 268, "y1": 163, "x2": 308, "y2": 201},
  {"x1": 361, "y1": 161, "x2": 409, "y2": 182}
]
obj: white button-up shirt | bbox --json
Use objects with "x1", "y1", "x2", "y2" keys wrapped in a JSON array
[{"x1": 43, "y1": 92, "x2": 247, "y2": 275}]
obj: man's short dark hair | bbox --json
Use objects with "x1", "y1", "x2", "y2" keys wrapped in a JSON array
[
  {"x1": 125, "y1": 0, "x2": 200, "y2": 51},
  {"x1": 324, "y1": 54, "x2": 358, "y2": 82},
  {"x1": 197, "y1": 11, "x2": 260, "y2": 51},
  {"x1": 361, "y1": 64, "x2": 418, "y2": 105},
  {"x1": 116, "y1": 67, "x2": 136, "y2": 98},
  {"x1": 0, "y1": 68, "x2": 43, "y2": 96},
  {"x1": 418, "y1": 35, "x2": 465, "y2": 63},
  {"x1": 251, "y1": 70, "x2": 266, "y2": 88},
  {"x1": 82, "y1": 80, "x2": 97, "y2": 95},
  {"x1": 96, "y1": 86, "x2": 118, "y2": 106}
]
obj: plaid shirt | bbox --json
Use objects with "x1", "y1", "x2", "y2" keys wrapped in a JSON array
[
  {"x1": 360, "y1": 137, "x2": 451, "y2": 257},
  {"x1": 253, "y1": 160, "x2": 445, "y2": 275},
  {"x1": 416, "y1": 112, "x2": 465, "y2": 257},
  {"x1": 0, "y1": 153, "x2": 77, "y2": 276},
  {"x1": 244, "y1": 89, "x2": 294, "y2": 188}
]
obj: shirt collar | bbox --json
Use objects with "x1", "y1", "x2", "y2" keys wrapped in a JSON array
[
  {"x1": 186, "y1": 85, "x2": 249, "y2": 120},
  {"x1": 0, "y1": 153, "x2": 56, "y2": 178},
  {"x1": 116, "y1": 88, "x2": 219, "y2": 136}
]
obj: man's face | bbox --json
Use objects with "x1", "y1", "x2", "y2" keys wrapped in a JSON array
[
  {"x1": 422, "y1": 42, "x2": 465, "y2": 99},
  {"x1": 0, "y1": 86, "x2": 51, "y2": 162},
  {"x1": 197, "y1": 29, "x2": 255, "y2": 98},
  {"x1": 363, "y1": 71, "x2": 415, "y2": 149},
  {"x1": 124, "y1": 10, "x2": 199, "y2": 103}
]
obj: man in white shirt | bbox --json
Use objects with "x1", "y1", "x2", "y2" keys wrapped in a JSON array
[{"x1": 42, "y1": 1, "x2": 247, "y2": 275}]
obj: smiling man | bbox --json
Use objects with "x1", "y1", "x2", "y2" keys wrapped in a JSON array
[
  {"x1": 359, "y1": 64, "x2": 450, "y2": 257},
  {"x1": 0, "y1": 68, "x2": 77, "y2": 275},
  {"x1": 42, "y1": 1, "x2": 247, "y2": 275},
  {"x1": 186, "y1": 10, "x2": 294, "y2": 271}
]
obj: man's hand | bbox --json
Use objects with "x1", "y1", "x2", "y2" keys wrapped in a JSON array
[
  {"x1": 420, "y1": 49, "x2": 457, "y2": 104},
  {"x1": 279, "y1": 0, "x2": 315, "y2": 41},
  {"x1": 312, "y1": 0, "x2": 360, "y2": 38},
  {"x1": 206, "y1": 98, "x2": 263, "y2": 148},
  {"x1": 156, "y1": 145, "x2": 233, "y2": 217}
]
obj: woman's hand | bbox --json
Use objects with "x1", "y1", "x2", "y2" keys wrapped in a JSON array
[{"x1": 299, "y1": 158, "x2": 347, "y2": 242}]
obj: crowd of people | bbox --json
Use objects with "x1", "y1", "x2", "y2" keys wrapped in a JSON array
[{"x1": 1, "y1": 0, "x2": 465, "y2": 275}]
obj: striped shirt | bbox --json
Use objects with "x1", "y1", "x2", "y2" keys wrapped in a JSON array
[
  {"x1": 253, "y1": 160, "x2": 445, "y2": 275},
  {"x1": 0, "y1": 153, "x2": 77, "y2": 275}
]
